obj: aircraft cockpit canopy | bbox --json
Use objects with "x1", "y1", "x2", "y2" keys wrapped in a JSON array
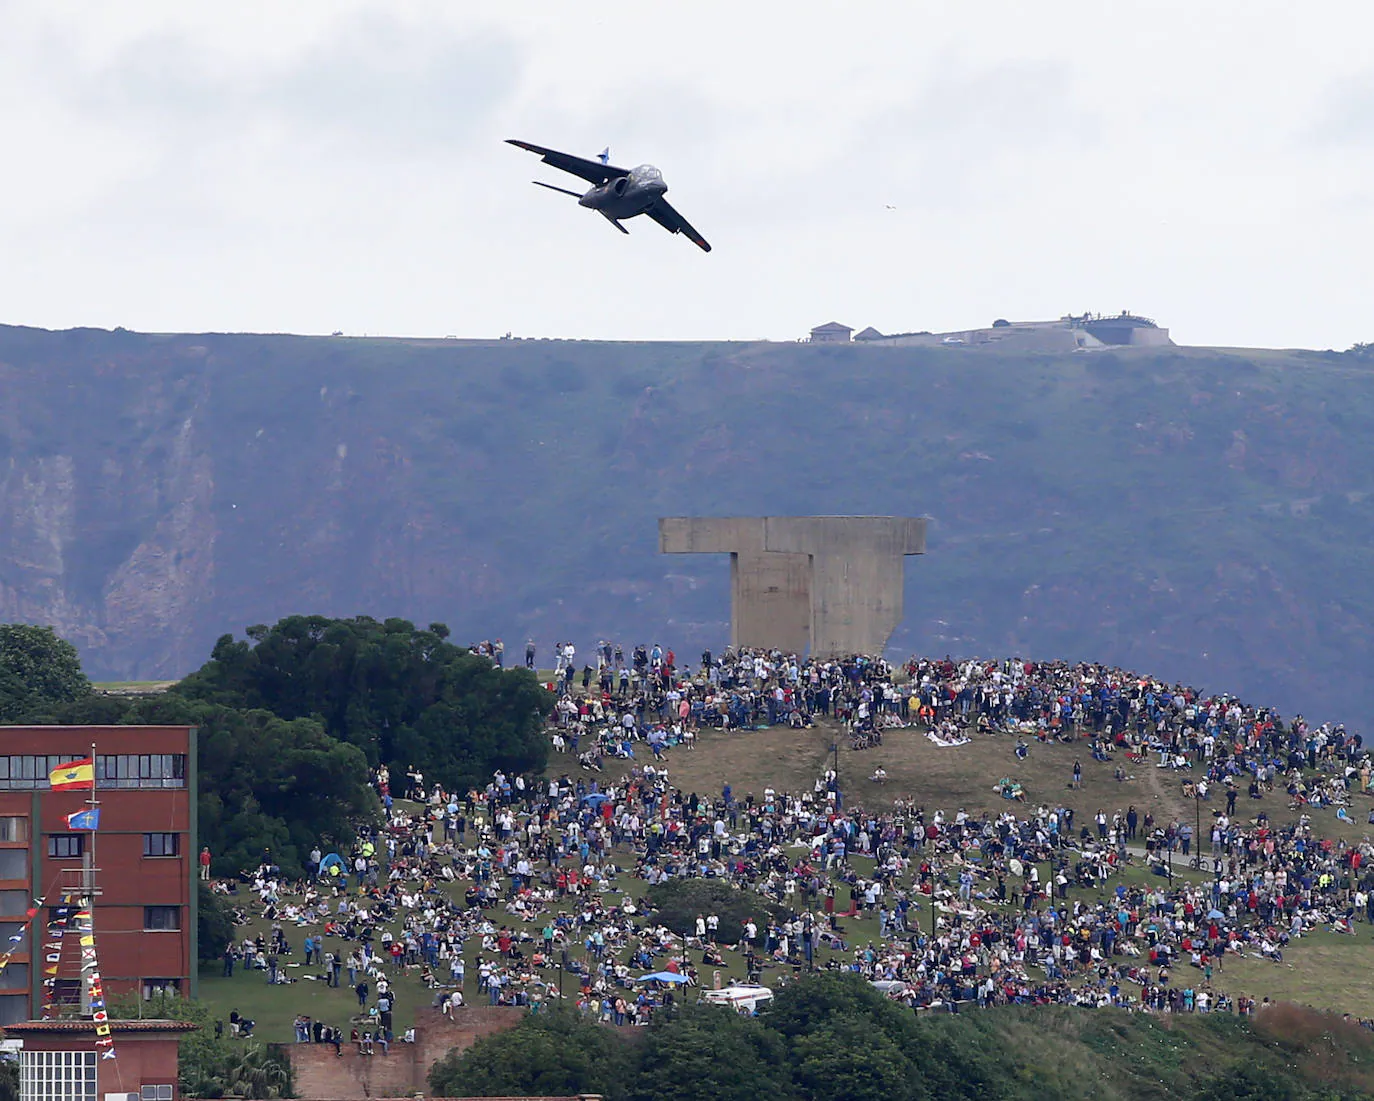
[{"x1": 630, "y1": 164, "x2": 662, "y2": 184}]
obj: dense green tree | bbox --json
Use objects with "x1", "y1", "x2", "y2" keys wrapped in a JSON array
[
  {"x1": 175, "y1": 615, "x2": 553, "y2": 792},
  {"x1": 791, "y1": 1021, "x2": 925, "y2": 1101},
  {"x1": 197, "y1": 882, "x2": 234, "y2": 963},
  {"x1": 644, "y1": 878, "x2": 786, "y2": 946},
  {"x1": 763, "y1": 972, "x2": 916, "y2": 1045},
  {"x1": 763, "y1": 974, "x2": 993, "y2": 1101},
  {"x1": 43, "y1": 689, "x2": 377, "y2": 877},
  {"x1": 0, "y1": 624, "x2": 90, "y2": 720},
  {"x1": 630, "y1": 1004, "x2": 794, "y2": 1101},
  {"x1": 428, "y1": 1006, "x2": 631, "y2": 1100},
  {"x1": 186, "y1": 704, "x2": 374, "y2": 875}
]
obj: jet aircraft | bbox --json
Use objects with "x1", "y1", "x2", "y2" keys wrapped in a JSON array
[{"x1": 507, "y1": 139, "x2": 711, "y2": 252}]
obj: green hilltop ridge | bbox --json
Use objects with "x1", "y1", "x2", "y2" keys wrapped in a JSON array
[{"x1": 1, "y1": 325, "x2": 1374, "y2": 733}]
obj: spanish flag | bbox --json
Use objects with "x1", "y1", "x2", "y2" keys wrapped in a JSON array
[{"x1": 48, "y1": 758, "x2": 94, "y2": 791}]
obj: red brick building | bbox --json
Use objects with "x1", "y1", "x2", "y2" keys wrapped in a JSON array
[
  {"x1": 0, "y1": 727, "x2": 197, "y2": 1024},
  {"x1": 4, "y1": 1019, "x2": 196, "y2": 1101}
]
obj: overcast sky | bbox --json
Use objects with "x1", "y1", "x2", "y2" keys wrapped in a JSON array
[{"x1": 2, "y1": 1, "x2": 1371, "y2": 348}]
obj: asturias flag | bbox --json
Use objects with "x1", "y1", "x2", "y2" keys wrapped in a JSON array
[
  {"x1": 48, "y1": 758, "x2": 94, "y2": 791},
  {"x1": 65, "y1": 809, "x2": 100, "y2": 830}
]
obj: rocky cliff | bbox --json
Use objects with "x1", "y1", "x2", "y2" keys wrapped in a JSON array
[{"x1": 1, "y1": 324, "x2": 1371, "y2": 728}]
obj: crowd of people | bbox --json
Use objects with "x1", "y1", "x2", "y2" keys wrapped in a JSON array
[{"x1": 212, "y1": 644, "x2": 1374, "y2": 1044}]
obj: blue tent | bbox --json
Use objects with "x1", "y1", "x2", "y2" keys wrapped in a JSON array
[
  {"x1": 638, "y1": 971, "x2": 689, "y2": 984},
  {"x1": 318, "y1": 853, "x2": 346, "y2": 877}
]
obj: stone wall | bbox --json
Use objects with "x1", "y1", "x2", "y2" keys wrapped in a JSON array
[{"x1": 286, "y1": 1007, "x2": 527, "y2": 1100}]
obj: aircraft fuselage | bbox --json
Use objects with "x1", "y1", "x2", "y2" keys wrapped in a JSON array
[{"x1": 578, "y1": 164, "x2": 667, "y2": 220}]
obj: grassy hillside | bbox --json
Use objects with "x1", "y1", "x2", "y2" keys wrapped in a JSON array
[{"x1": 2, "y1": 327, "x2": 1374, "y2": 730}]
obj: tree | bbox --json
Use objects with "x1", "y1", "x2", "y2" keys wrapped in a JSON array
[
  {"x1": 791, "y1": 1023, "x2": 926, "y2": 1101},
  {"x1": 762, "y1": 974, "x2": 989, "y2": 1101},
  {"x1": 428, "y1": 1006, "x2": 631, "y2": 1100},
  {"x1": 197, "y1": 882, "x2": 234, "y2": 963},
  {"x1": 0, "y1": 624, "x2": 90, "y2": 721},
  {"x1": 44, "y1": 689, "x2": 377, "y2": 878},
  {"x1": 174, "y1": 615, "x2": 553, "y2": 793},
  {"x1": 763, "y1": 973, "x2": 916, "y2": 1046},
  {"x1": 630, "y1": 1004, "x2": 794, "y2": 1101},
  {"x1": 644, "y1": 878, "x2": 786, "y2": 946}
]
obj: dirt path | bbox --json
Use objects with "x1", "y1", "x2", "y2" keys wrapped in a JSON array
[{"x1": 1139, "y1": 757, "x2": 1191, "y2": 823}]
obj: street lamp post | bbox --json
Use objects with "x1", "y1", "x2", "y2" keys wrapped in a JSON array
[{"x1": 1194, "y1": 791, "x2": 1202, "y2": 870}]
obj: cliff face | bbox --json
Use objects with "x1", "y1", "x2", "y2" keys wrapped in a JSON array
[{"x1": 1, "y1": 325, "x2": 1372, "y2": 729}]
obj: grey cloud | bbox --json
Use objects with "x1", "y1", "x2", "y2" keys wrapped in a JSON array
[{"x1": 61, "y1": 14, "x2": 521, "y2": 155}]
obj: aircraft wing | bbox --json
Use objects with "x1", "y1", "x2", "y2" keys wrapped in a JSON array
[
  {"x1": 506, "y1": 139, "x2": 630, "y2": 186},
  {"x1": 646, "y1": 198, "x2": 711, "y2": 252}
]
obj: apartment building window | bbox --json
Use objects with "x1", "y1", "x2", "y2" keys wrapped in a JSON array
[
  {"x1": 141, "y1": 978, "x2": 180, "y2": 1001},
  {"x1": 143, "y1": 833, "x2": 180, "y2": 857},
  {"x1": 0, "y1": 994, "x2": 28, "y2": 1026},
  {"x1": 20, "y1": 1051, "x2": 96, "y2": 1101},
  {"x1": 0, "y1": 850, "x2": 27, "y2": 879},
  {"x1": 141, "y1": 1087, "x2": 174, "y2": 1101},
  {"x1": 0, "y1": 817, "x2": 27, "y2": 842},
  {"x1": 0, "y1": 756, "x2": 55, "y2": 790},
  {"x1": 0, "y1": 924, "x2": 25, "y2": 957},
  {"x1": 95, "y1": 754, "x2": 186, "y2": 789},
  {"x1": 143, "y1": 906, "x2": 180, "y2": 931},
  {"x1": 0, "y1": 963, "x2": 28, "y2": 991},
  {"x1": 47, "y1": 834, "x2": 83, "y2": 859}
]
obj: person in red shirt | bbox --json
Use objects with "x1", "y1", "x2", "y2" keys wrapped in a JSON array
[{"x1": 199, "y1": 846, "x2": 212, "y2": 881}]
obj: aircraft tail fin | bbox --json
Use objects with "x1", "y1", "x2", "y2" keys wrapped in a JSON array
[{"x1": 598, "y1": 147, "x2": 610, "y2": 164}]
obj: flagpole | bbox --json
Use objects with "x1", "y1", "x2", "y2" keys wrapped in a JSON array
[
  {"x1": 86, "y1": 742, "x2": 98, "y2": 900},
  {"x1": 85, "y1": 742, "x2": 97, "y2": 1016}
]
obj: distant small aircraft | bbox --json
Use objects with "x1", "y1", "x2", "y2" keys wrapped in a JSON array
[{"x1": 507, "y1": 139, "x2": 711, "y2": 252}]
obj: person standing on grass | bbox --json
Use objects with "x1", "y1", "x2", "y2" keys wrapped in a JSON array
[
  {"x1": 1072, "y1": 759, "x2": 1082, "y2": 789},
  {"x1": 355, "y1": 979, "x2": 369, "y2": 1007},
  {"x1": 200, "y1": 847, "x2": 212, "y2": 880}
]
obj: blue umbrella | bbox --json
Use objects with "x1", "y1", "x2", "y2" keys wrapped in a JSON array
[
  {"x1": 581, "y1": 793, "x2": 610, "y2": 806},
  {"x1": 638, "y1": 971, "x2": 689, "y2": 984}
]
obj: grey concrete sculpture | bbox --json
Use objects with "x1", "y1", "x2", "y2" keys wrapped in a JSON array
[{"x1": 659, "y1": 516, "x2": 926, "y2": 657}]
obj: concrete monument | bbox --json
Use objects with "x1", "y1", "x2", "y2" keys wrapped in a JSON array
[{"x1": 659, "y1": 515, "x2": 926, "y2": 656}]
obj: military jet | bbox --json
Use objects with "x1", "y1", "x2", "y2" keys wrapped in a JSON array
[{"x1": 507, "y1": 139, "x2": 711, "y2": 252}]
